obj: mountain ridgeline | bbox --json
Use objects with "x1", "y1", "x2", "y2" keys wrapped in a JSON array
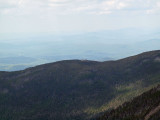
[{"x1": 0, "y1": 50, "x2": 160, "y2": 120}]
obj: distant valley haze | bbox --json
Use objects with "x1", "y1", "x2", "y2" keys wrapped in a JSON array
[{"x1": 0, "y1": 29, "x2": 160, "y2": 71}]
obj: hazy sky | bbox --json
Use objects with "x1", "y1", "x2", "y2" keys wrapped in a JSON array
[{"x1": 0, "y1": 0, "x2": 160, "y2": 33}]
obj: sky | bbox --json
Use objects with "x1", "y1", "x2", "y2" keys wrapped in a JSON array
[{"x1": 0, "y1": 0, "x2": 160, "y2": 34}]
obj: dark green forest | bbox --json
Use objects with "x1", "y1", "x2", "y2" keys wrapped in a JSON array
[
  {"x1": 95, "y1": 85, "x2": 160, "y2": 120},
  {"x1": 0, "y1": 50, "x2": 160, "y2": 120}
]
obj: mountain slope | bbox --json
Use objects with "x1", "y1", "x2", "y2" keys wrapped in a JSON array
[
  {"x1": 0, "y1": 50, "x2": 160, "y2": 120},
  {"x1": 95, "y1": 85, "x2": 160, "y2": 120}
]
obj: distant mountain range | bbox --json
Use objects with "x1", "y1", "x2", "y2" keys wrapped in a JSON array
[
  {"x1": 0, "y1": 29, "x2": 160, "y2": 71},
  {"x1": 0, "y1": 39, "x2": 160, "y2": 71},
  {"x1": 0, "y1": 50, "x2": 160, "y2": 120}
]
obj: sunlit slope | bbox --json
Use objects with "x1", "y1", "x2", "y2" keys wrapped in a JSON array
[{"x1": 95, "y1": 85, "x2": 160, "y2": 120}]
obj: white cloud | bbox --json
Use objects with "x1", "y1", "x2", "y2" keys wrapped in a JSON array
[
  {"x1": 146, "y1": 1, "x2": 160, "y2": 14},
  {"x1": 0, "y1": 0, "x2": 160, "y2": 34},
  {"x1": 99, "y1": 11, "x2": 112, "y2": 15},
  {"x1": 0, "y1": 0, "x2": 160, "y2": 16},
  {"x1": 117, "y1": 2, "x2": 128, "y2": 9}
]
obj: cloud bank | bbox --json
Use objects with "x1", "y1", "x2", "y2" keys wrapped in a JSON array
[
  {"x1": 0, "y1": 0, "x2": 160, "y2": 33},
  {"x1": 0, "y1": 0, "x2": 160, "y2": 15}
]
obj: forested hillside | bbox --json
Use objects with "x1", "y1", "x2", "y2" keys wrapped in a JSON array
[
  {"x1": 0, "y1": 50, "x2": 160, "y2": 120},
  {"x1": 95, "y1": 85, "x2": 160, "y2": 120}
]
